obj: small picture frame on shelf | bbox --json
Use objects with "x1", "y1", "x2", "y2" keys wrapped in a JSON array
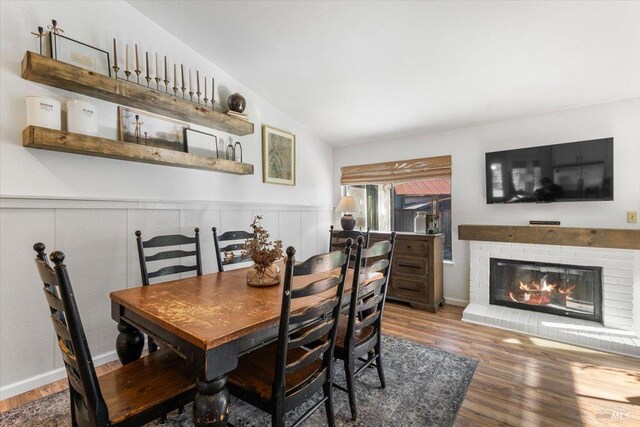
[
  {"x1": 262, "y1": 125, "x2": 295, "y2": 186},
  {"x1": 49, "y1": 32, "x2": 111, "y2": 76},
  {"x1": 118, "y1": 106, "x2": 189, "y2": 152},
  {"x1": 184, "y1": 128, "x2": 218, "y2": 158}
]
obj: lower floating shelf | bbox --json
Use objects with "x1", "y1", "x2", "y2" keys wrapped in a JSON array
[{"x1": 23, "y1": 126, "x2": 254, "y2": 175}]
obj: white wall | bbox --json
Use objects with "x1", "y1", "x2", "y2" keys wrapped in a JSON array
[
  {"x1": 0, "y1": 0, "x2": 333, "y2": 205},
  {"x1": 0, "y1": 1, "x2": 333, "y2": 397},
  {"x1": 333, "y1": 98, "x2": 640, "y2": 305}
]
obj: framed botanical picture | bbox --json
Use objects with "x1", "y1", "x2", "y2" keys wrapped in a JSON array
[
  {"x1": 262, "y1": 125, "x2": 296, "y2": 186},
  {"x1": 49, "y1": 32, "x2": 111, "y2": 76},
  {"x1": 118, "y1": 106, "x2": 190, "y2": 152}
]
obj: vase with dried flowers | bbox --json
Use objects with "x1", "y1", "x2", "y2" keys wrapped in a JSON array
[{"x1": 243, "y1": 215, "x2": 283, "y2": 286}]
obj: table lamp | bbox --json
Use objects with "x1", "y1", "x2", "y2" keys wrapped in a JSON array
[{"x1": 335, "y1": 196, "x2": 359, "y2": 230}]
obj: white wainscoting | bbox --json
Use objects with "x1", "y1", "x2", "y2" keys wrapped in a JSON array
[{"x1": 0, "y1": 196, "x2": 333, "y2": 399}]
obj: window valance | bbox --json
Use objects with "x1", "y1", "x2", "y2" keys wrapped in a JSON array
[{"x1": 340, "y1": 155, "x2": 452, "y2": 185}]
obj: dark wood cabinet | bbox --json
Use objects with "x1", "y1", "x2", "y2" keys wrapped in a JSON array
[{"x1": 370, "y1": 232, "x2": 444, "y2": 312}]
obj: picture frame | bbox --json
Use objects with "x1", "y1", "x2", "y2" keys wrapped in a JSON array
[
  {"x1": 262, "y1": 125, "x2": 296, "y2": 186},
  {"x1": 49, "y1": 32, "x2": 111, "y2": 77},
  {"x1": 118, "y1": 106, "x2": 189, "y2": 152},
  {"x1": 184, "y1": 128, "x2": 218, "y2": 158}
]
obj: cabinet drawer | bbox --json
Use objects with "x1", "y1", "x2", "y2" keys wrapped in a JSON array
[
  {"x1": 393, "y1": 257, "x2": 427, "y2": 276},
  {"x1": 395, "y1": 240, "x2": 429, "y2": 257},
  {"x1": 392, "y1": 276, "x2": 429, "y2": 301}
]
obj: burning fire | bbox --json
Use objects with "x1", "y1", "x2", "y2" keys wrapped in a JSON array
[{"x1": 508, "y1": 278, "x2": 576, "y2": 306}]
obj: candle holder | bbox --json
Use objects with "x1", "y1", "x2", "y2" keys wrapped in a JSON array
[
  {"x1": 124, "y1": 70, "x2": 131, "y2": 81},
  {"x1": 112, "y1": 65, "x2": 120, "y2": 79},
  {"x1": 135, "y1": 69, "x2": 141, "y2": 85},
  {"x1": 173, "y1": 86, "x2": 179, "y2": 97},
  {"x1": 203, "y1": 96, "x2": 209, "y2": 106},
  {"x1": 189, "y1": 90, "x2": 194, "y2": 102},
  {"x1": 155, "y1": 77, "x2": 161, "y2": 90},
  {"x1": 181, "y1": 86, "x2": 186, "y2": 99},
  {"x1": 31, "y1": 26, "x2": 45, "y2": 56},
  {"x1": 145, "y1": 76, "x2": 151, "y2": 87},
  {"x1": 196, "y1": 90, "x2": 201, "y2": 104},
  {"x1": 163, "y1": 78, "x2": 169, "y2": 93}
]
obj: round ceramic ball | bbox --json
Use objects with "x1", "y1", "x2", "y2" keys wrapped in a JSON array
[{"x1": 227, "y1": 93, "x2": 246, "y2": 113}]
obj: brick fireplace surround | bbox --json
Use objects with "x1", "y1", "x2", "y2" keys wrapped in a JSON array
[{"x1": 459, "y1": 225, "x2": 640, "y2": 358}]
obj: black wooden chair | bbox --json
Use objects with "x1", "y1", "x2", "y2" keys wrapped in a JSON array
[
  {"x1": 212, "y1": 227, "x2": 254, "y2": 272},
  {"x1": 33, "y1": 243, "x2": 196, "y2": 427},
  {"x1": 135, "y1": 228, "x2": 203, "y2": 286},
  {"x1": 228, "y1": 241, "x2": 353, "y2": 427},
  {"x1": 135, "y1": 228, "x2": 202, "y2": 355},
  {"x1": 329, "y1": 225, "x2": 370, "y2": 253},
  {"x1": 333, "y1": 233, "x2": 396, "y2": 420}
]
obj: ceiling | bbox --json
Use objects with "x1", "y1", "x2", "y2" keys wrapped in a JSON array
[{"x1": 128, "y1": 1, "x2": 640, "y2": 146}]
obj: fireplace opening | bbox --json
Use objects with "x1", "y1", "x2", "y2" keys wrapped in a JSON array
[{"x1": 490, "y1": 258, "x2": 602, "y2": 323}]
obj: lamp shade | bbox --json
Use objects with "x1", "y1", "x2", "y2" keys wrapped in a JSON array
[{"x1": 335, "y1": 196, "x2": 359, "y2": 213}]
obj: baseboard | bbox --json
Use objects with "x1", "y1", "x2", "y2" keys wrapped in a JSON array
[
  {"x1": 0, "y1": 350, "x2": 119, "y2": 401},
  {"x1": 444, "y1": 297, "x2": 468, "y2": 307}
]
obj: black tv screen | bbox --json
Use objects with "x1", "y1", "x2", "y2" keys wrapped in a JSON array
[{"x1": 485, "y1": 138, "x2": 613, "y2": 204}]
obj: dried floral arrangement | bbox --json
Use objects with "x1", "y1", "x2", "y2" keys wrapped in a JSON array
[{"x1": 242, "y1": 215, "x2": 283, "y2": 272}]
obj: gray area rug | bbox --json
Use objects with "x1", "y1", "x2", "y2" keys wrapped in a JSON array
[{"x1": 0, "y1": 335, "x2": 477, "y2": 427}]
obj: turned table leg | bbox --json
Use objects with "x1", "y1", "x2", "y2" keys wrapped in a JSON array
[
  {"x1": 115, "y1": 321, "x2": 143, "y2": 365},
  {"x1": 194, "y1": 375, "x2": 230, "y2": 426}
]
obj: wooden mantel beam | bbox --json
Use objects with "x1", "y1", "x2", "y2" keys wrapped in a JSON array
[{"x1": 458, "y1": 224, "x2": 640, "y2": 250}]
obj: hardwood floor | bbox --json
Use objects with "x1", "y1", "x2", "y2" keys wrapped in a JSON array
[
  {"x1": 383, "y1": 303, "x2": 640, "y2": 426},
  {"x1": 2, "y1": 302, "x2": 639, "y2": 426}
]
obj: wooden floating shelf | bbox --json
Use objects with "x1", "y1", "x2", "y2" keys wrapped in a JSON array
[
  {"x1": 23, "y1": 126, "x2": 254, "y2": 175},
  {"x1": 21, "y1": 51, "x2": 254, "y2": 136},
  {"x1": 458, "y1": 224, "x2": 640, "y2": 250}
]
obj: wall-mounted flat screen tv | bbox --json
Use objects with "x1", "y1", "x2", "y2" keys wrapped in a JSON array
[{"x1": 485, "y1": 138, "x2": 613, "y2": 204}]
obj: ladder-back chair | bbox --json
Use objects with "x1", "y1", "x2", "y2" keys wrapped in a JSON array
[
  {"x1": 228, "y1": 240, "x2": 353, "y2": 427},
  {"x1": 212, "y1": 227, "x2": 254, "y2": 272},
  {"x1": 33, "y1": 243, "x2": 196, "y2": 427},
  {"x1": 135, "y1": 228, "x2": 202, "y2": 354},
  {"x1": 333, "y1": 233, "x2": 396, "y2": 420}
]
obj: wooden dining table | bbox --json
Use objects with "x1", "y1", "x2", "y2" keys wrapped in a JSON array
[{"x1": 110, "y1": 264, "x2": 377, "y2": 426}]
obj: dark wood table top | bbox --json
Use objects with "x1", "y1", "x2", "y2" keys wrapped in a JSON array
[{"x1": 110, "y1": 265, "x2": 379, "y2": 351}]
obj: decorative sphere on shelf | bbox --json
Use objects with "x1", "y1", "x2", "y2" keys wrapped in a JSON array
[{"x1": 227, "y1": 93, "x2": 246, "y2": 113}]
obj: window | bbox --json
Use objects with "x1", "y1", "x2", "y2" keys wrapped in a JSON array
[
  {"x1": 343, "y1": 177, "x2": 452, "y2": 261},
  {"x1": 340, "y1": 155, "x2": 452, "y2": 261}
]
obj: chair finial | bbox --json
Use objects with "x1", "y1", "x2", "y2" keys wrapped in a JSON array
[
  {"x1": 135, "y1": 230, "x2": 142, "y2": 238},
  {"x1": 212, "y1": 226, "x2": 217, "y2": 233},
  {"x1": 50, "y1": 251, "x2": 65, "y2": 265},
  {"x1": 33, "y1": 242, "x2": 46, "y2": 254},
  {"x1": 356, "y1": 235, "x2": 364, "y2": 245},
  {"x1": 195, "y1": 227, "x2": 200, "y2": 234},
  {"x1": 286, "y1": 246, "x2": 296, "y2": 257},
  {"x1": 345, "y1": 237, "x2": 354, "y2": 248},
  {"x1": 329, "y1": 225, "x2": 334, "y2": 231}
]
